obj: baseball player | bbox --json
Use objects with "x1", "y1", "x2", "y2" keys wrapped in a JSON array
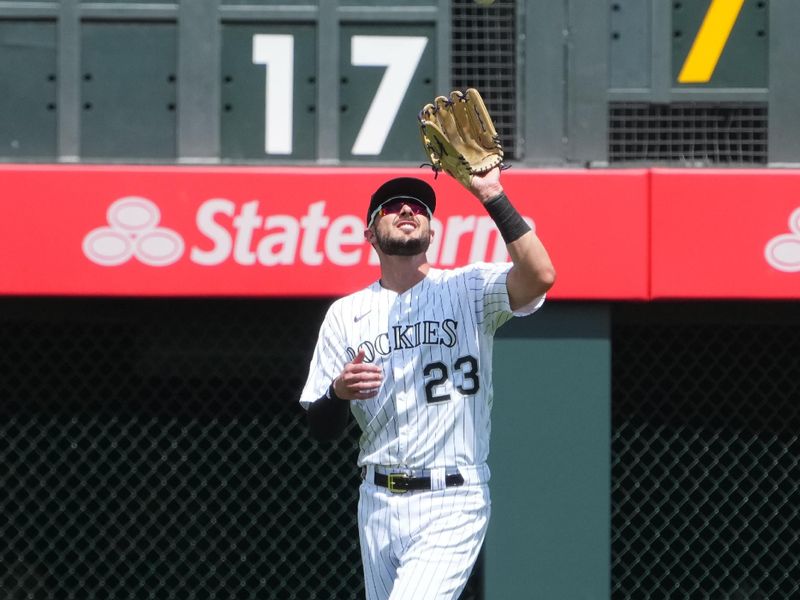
[{"x1": 299, "y1": 160, "x2": 556, "y2": 599}]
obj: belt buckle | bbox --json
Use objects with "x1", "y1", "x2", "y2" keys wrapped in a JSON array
[{"x1": 387, "y1": 473, "x2": 409, "y2": 494}]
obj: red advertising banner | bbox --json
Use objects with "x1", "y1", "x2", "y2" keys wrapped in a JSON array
[
  {"x1": 651, "y1": 169, "x2": 800, "y2": 299},
  {"x1": 0, "y1": 165, "x2": 649, "y2": 299}
]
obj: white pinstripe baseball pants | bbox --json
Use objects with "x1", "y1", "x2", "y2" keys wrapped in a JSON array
[{"x1": 357, "y1": 466, "x2": 491, "y2": 600}]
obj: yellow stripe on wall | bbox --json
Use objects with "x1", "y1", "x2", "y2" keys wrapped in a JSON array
[{"x1": 677, "y1": 0, "x2": 746, "y2": 83}]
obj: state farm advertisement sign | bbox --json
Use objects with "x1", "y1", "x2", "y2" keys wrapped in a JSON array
[
  {"x1": 2, "y1": 165, "x2": 798, "y2": 299},
  {"x1": 0, "y1": 165, "x2": 647, "y2": 299}
]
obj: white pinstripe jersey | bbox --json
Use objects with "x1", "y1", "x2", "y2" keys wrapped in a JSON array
[{"x1": 300, "y1": 262, "x2": 544, "y2": 470}]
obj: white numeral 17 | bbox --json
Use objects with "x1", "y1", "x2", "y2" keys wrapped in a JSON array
[{"x1": 251, "y1": 34, "x2": 428, "y2": 156}]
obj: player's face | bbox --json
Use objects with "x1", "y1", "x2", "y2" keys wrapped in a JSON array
[{"x1": 369, "y1": 200, "x2": 432, "y2": 257}]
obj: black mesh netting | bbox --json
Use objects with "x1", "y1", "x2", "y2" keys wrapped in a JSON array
[
  {"x1": 451, "y1": 0, "x2": 517, "y2": 160},
  {"x1": 608, "y1": 102, "x2": 768, "y2": 165},
  {"x1": 612, "y1": 303, "x2": 800, "y2": 599},
  {"x1": 0, "y1": 298, "x2": 482, "y2": 600}
]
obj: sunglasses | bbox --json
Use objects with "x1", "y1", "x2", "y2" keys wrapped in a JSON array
[{"x1": 370, "y1": 197, "x2": 430, "y2": 225}]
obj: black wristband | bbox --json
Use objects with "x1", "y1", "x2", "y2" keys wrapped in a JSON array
[{"x1": 483, "y1": 192, "x2": 531, "y2": 244}]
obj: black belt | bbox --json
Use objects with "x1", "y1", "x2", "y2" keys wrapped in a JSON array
[{"x1": 372, "y1": 471, "x2": 464, "y2": 494}]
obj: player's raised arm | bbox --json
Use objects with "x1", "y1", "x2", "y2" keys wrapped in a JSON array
[
  {"x1": 469, "y1": 167, "x2": 556, "y2": 311},
  {"x1": 418, "y1": 88, "x2": 555, "y2": 311}
]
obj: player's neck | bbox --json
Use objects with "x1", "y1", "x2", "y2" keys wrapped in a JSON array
[{"x1": 378, "y1": 256, "x2": 430, "y2": 294}]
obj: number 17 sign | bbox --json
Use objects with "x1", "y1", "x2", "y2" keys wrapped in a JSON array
[{"x1": 221, "y1": 23, "x2": 436, "y2": 163}]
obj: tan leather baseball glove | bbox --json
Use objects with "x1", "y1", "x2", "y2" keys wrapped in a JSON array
[{"x1": 418, "y1": 88, "x2": 504, "y2": 188}]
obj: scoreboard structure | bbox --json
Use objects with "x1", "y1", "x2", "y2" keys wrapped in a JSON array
[
  {"x1": 1, "y1": 0, "x2": 448, "y2": 164},
  {"x1": 1, "y1": 0, "x2": 797, "y2": 166}
]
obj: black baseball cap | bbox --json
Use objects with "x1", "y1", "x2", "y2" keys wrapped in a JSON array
[{"x1": 366, "y1": 177, "x2": 436, "y2": 226}]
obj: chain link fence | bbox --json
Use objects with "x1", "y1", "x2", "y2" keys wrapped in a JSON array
[
  {"x1": 0, "y1": 298, "x2": 482, "y2": 600},
  {"x1": 9, "y1": 298, "x2": 799, "y2": 599},
  {"x1": 612, "y1": 303, "x2": 800, "y2": 599}
]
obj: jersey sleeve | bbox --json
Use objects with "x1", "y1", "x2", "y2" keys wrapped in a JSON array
[
  {"x1": 298, "y1": 301, "x2": 348, "y2": 410},
  {"x1": 475, "y1": 262, "x2": 545, "y2": 335}
]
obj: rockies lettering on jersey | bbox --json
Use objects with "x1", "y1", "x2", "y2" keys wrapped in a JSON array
[
  {"x1": 300, "y1": 262, "x2": 544, "y2": 470},
  {"x1": 347, "y1": 318, "x2": 458, "y2": 361}
]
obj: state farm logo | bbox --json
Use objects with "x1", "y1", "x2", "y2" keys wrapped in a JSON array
[
  {"x1": 81, "y1": 197, "x2": 523, "y2": 269},
  {"x1": 765, "y1": 207, "x2": 800, "y2": 273},
  {"x1": 83, "y1": 197, "x2": 184, "y2": 266}
]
